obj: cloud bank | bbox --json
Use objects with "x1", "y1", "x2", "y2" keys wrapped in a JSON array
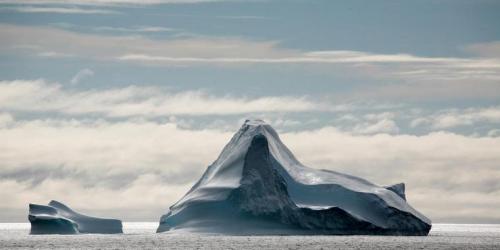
[
  {"x1": 1, "y1": 115, "x2": 499, "y2": 223},
  {"x1": 1, "y1": 79, "x2": 499, "y2": 223}
]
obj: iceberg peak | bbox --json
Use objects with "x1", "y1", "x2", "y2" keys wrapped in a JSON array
[{"x1": 244, "y1": 118, "x2": 267, "y2": 126}]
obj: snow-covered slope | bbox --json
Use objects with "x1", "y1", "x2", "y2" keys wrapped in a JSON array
[
  {"x1": 157, "y1": 119, "x2": 431, "y2": 235},
  {"x1": 28, "y1": 200, "x2": 122, "y2": 234}
]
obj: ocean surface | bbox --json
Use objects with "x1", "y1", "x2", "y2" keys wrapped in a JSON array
[{"x1": 1, "y1": 223, "x2": 499, "y2": 249}]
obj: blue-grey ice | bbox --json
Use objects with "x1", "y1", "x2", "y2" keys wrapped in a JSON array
[
  {"x1": 157, "y1": 119, "x2": 431, "y2": 235},
  {"x1": 28, "y1": 200, "x2": 122, "y2": 234}
]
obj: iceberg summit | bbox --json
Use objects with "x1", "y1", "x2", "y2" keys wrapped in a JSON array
[
  {"x1": 29, "y1": 200, "x2": 122, "y2": 234},
  {"x1": 157, "y1": 119, "x2": 431, "y2": 235}
]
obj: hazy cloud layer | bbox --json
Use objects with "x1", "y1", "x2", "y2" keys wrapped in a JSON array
[
  {"x1": 1, "y1": 116, "x2": 500, "y2": 222},
  {"x1": 0, "y1": 78, "x2": 498, "y2": 222},
  {"x1": 0, "y1": 6, "x2": 120, "y2": 14},
  {"x1": 0, "y1": 24, "x2": 292, "y2": 62},
  {"x1": 2, "y1": 24, "x2": 499, "y2": 83},
  {"x1": 2, "y1": 24, "x2": 500, "y2": 105}
]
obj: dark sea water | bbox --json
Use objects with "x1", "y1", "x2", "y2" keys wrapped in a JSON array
[{"x1": 1, "y1": 223, "x2": 499, "y2": 249}]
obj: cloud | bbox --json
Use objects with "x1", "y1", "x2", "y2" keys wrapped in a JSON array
[
  {"x1": 410, "y1": 106, "x2": 500, "y2": 129},
  {"x1": 2, "y1": 79, "x2": 498, "y2": 136},
  {"x1": 488, "y1": 129, "x2": 500, "y2": 137},
  {"x1": 410, "y1": 117, "x2": 429, "y2": 128},
  {"x1": 3, "y1": 24, "x2": 500, "y2": 71},
  {"x1": 0, "y1": 24, "x2": 293, "y2": 62},
  {"x1": 215, "y1": 15, "x2": 270, "y2": 20},
  {"x1": 3, "y1": 23, "x2": 500, "y2": 96},
  {"x1": 0, "y1": 112, "x2": 13, "y2": 127},
  {"x1": 465, "y1": 41, "x2": 500, "y2": 58},
  {"x1": 37, "y1": 51, "x2": 75, "y2": 58},
  {"x1": 0, "y1": 117, "x2": 231, "y2": 176},
  {"x1": 0, "y1": 117, "x2": 499, "y2": 222},
  {"x1": 0, "y1": 175, "x2": 193, "y2": 221},
  {"x1": 93, "y1": 26, "x2": 175, "y2": 33},
  {"x1": 116, "y1": 51, "x2": 500, "y2": 71},
  {"x1": 0, "y1": 0, "x2": 225, "y2": 5},
  {"x1": 335, "y1": 112, "x2": 400, "y2": 135},
  {"x1": 70, "y1": 69, "x2": 94, "y2": 85},
  {"x1": 0, "y1": 116, "x2": 232, "y2": 220},
  {"x1": 0, "y1": 6, "x2": 119, "y2": 14},
  {"x1": 0, "y1": 79, "x2": 327, "y2": 116},
  {"x1": 363, "y1": 112, "x2": 396, "y2": 121},
  {"x1": 350, "y1": 78, "x2": 500, "y2": 101},
  {"x1": 352, "y1": 118, "x2": 399, "y2": 135}
]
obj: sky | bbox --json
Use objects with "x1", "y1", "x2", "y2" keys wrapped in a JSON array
[{"x1": 0, "y1": 0, "x2": 500, "y2": 223}]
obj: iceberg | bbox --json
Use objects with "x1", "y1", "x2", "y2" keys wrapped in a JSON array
[
  {"x1": 157, "y1": 119, "x2": 431, "y2": 235},
  {"x1": 28, "y1": 200, "x2": 123, "y2": 234}
]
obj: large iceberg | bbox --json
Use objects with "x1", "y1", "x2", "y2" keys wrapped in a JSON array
[
  {"x1": 29, "y1": 200, "x2": 122, "y2": 234},
  {"x1": 157, "y1": 119, "x2": 431, "y2": 235}
]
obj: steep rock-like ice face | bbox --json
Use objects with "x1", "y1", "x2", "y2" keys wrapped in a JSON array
[
  {"x1": 158, "y1": 119, "x2": 431, "y2": 235},
  {"x1": 168, "y1": 120, "x2": 267, "y2": 214},
  {"x1": 28, "y1": 200, "x2": 123, "y2": 234}
]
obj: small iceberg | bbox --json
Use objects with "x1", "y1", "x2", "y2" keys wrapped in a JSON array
[{"x1": 28, "y1": 200, "x2": 122, "y2": 234}]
